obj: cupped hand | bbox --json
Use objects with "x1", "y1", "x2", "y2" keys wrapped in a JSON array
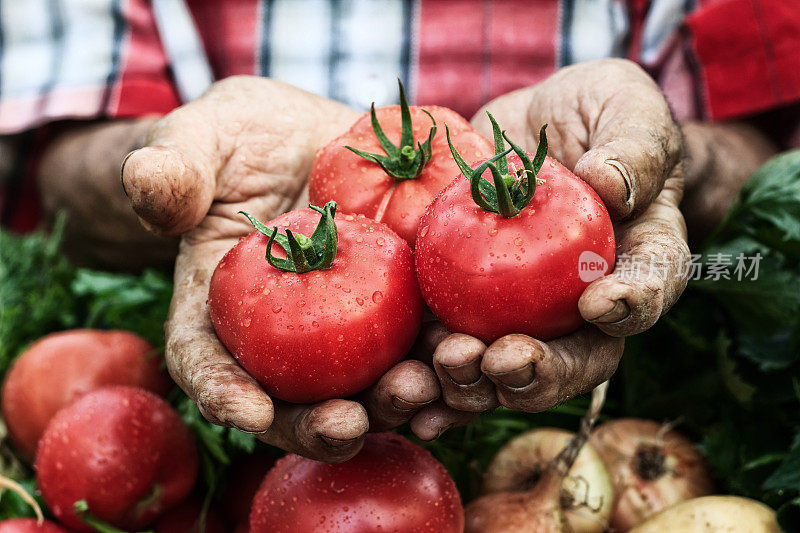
[
  {"x1": 430, "y1": 59, "x2": 689, "y2": 414},
  {"x1": 121, "y1": 77, "x2": 444, "y2": 462}
]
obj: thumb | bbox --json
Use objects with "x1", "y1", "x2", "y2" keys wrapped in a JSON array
[
  {"x1": 570, "y1": 60, "x2": 681, "y2": 221},
  {"x1": 121, "y1": 107, "x2": 219, "y2": 236}
]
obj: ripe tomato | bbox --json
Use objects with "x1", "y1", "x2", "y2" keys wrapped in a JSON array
[
  {"x1": 209, "y1": 202, "x2": 423, "y2": 403},
  {"x1": 36, "y1": 386, "x2": 198, "y2": 532},
  {"x1": 309, "y1": 82, "x2": 493, "y2": 246},
  {"x1": 415, "y1": 116, "x2": 615, "y2": 343},
  {"x1": 0, "y1": 519, "x2": 72, "y2": 533},
  {"x1": 249, "y1": 433, "x2": 464, "y2": 533},
  {"x1": 1, "y1": 329, "x2": 171, "y2": 461}
]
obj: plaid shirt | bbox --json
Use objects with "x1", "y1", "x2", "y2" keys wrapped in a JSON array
[{"x1": 2, "y1": 0, "x2": 800, "y2": 228}]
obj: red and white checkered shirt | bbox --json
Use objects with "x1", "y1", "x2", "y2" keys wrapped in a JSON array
[{"x1": 2, "y1": 0, "x2": 800, "y2": 229}]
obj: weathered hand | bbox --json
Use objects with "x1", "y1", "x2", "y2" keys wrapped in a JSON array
[
  {"x1": 37, "y1": 118, "x2": 179, "y2": 268},
  {"x1": 122, "y1": 77, "x2": 443, "y2": 462},
  {"x1": 430, "y1": 59, "x2": 689, "y2": 414}
]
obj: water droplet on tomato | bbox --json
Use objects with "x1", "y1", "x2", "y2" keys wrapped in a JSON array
[
  {"x1": 242, "y1": 317, "x2": 251, "y2": 327},
  {"x1": 514, "y1": 237, "x2": 523, "y2": 246},
  {"x1": 272, "y1": 305, "x2": 282, "y2": 313},
  {"x1": 376, "y1": 237, "x2": 385, "y2": 246},
  {"x1": 337, "y1": 334, "x2": 344, "y2": 342},
  {"x1": 355, "y1": 235, "x2": 363, "y2": 243},
  {"x1": 372, "y1": 291, "x2": 383, "y2": 303},
  {"x1": 419, "y1": 225, "x2": 429, "y2": 238},
  {"x1": 356, "y1": 297, "x2": 364, "y2": 306}
]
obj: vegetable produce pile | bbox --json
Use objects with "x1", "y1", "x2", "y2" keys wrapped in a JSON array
[{"x1": 1, "y1": 86, "x2": 799, "y2": 531}]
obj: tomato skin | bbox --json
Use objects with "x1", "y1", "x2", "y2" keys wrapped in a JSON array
[
  {"x1": 1, "y1": 329, "x2": 171, "y2": 461},
  {"x1": 0, "y1": 519, "x2": 73, "y2": 533},
  {"x1": 35, "y1": 387, "x2": 198, "y2": 532},
  {"x1": 309, "y1": 105, "x2": 493, "y2": 246},
  {"x1": 249, "y1": 433, "x2": 464, "y2": 533},
  {"x1": 209, "y1": 209, "x2": 423, "y2": 404},
  {"x1": 415, "y1": 154, "x2": 615, "y2": 343}
]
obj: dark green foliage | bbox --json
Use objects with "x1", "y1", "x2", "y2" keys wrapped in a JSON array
[{"x1": 0, "y1": 216, "x2": 79, "y2": 373}]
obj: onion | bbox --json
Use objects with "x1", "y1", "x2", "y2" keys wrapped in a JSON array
[
  {"x1": 590, "y1": 418, "x2": 714, "y2": 532},
  {"x1": 466, "y1": 383, "x2": 612, "y2": 533}
]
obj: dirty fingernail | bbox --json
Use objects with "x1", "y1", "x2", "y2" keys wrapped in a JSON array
[
  {"x1": 320, "y1": 435, "x2": 361, "y2": 448},
  {"x1": 588, "y1": 299, "x2": 630, "y2": 324},
  {"x1": 120, "y1": 149, "x2": 138, "y2": 194},
  {"x1": 392, "y1": 396, "x2": 433, "y2": 412},
  {"x1": 442, "y1": 360, "x2": 482, "y2": 385},
  {"x1": 606, "y1": 159, "x2": 633, "y2": 205},
  {"x1": 486, "y1": 363, "x2": 534, "y2": 389}
]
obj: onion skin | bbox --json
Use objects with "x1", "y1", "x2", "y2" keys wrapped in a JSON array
[
  {"x1": 470, "y1": 427, "x2": 614, "y2": 533},
  {"x1": 628, "y1": 496, "x2": 782, "y2": 533},
  {"x1": 466, "y1": 470, "x2": 564, "y2": 533},
  {"x1": 590, "y1": 419, "x2": 714, "y2": 532}
]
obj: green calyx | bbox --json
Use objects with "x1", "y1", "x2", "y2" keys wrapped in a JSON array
[
  {"x1": 74, "y1": 500, "x2": 153, "y2": 533},
  {"x1": 448, "y1": 112, "x2": 548, "y2": 218},
  {"x1": 240, "y1": 201, "x2": 338, "y2": 274},
  {"x1": 345, "y1": 79, "x2": 437, "y2": 181}
]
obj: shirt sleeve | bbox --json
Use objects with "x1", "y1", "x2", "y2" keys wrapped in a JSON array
[
  {"x1": 0, "y1": 0, "x2": 182, "y2": 135},
  {"x1": 684, "y1": 0, "x2": 800, "y2": 121}
]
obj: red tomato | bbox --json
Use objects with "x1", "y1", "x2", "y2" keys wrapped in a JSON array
[
  {"x1": 249, "y1": 433, "x2": 464, "y2": 533},
  {"x1": 309, "y1": 84, "x2": 493, "y2": 246},
  {"x1": 2, "y1": 329, "x2": 171, "y2": 461},
  {"x1": 154, "y1": 496, "x2": 227, "y2": 533},
  {"x1": 209, "y1": 205, "x2": 423, "y2": 403},
  {"x1": 36, "y1": 387, "x2": 198, "y2": 532},
  {"x1": 0, "y1": 519, "x2": 72, "y2": 533},
  {"x1": 220, "y1": 451, "x2": 275, "y2": 525},
  {"x1": 416, "y1": 147, "x2": 615, "y2": 343}
]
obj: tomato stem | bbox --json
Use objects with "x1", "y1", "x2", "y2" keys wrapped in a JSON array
[
  {"x1": 448, "y1": 112, "x2": 548, "y2": 218},
  {"x1": 240, "y1": 201, "x2": 339, "y2": 274},
  {"x1": 345, "y1": 79, "x2": 437, "y2": 181}
]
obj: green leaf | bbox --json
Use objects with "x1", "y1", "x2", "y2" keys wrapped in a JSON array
[
  {"x1": 691, "y1": 251, "x2": 800, "y2": 336},
  {"x1": 737, "y1": 327, "x2": 800, "y2": 371},
  {"x1": 740, "y1": 150, "x2": 800, "y2": 242},
  {"x1": 764, "y1": 434, "x2": 800, "y2": 491},
  {"x1": 71, "y1": 268, "x2": 172, "y2": 348},
  {"x1": 715, "y1": 150, "x2": 800, "y2": 259}
]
